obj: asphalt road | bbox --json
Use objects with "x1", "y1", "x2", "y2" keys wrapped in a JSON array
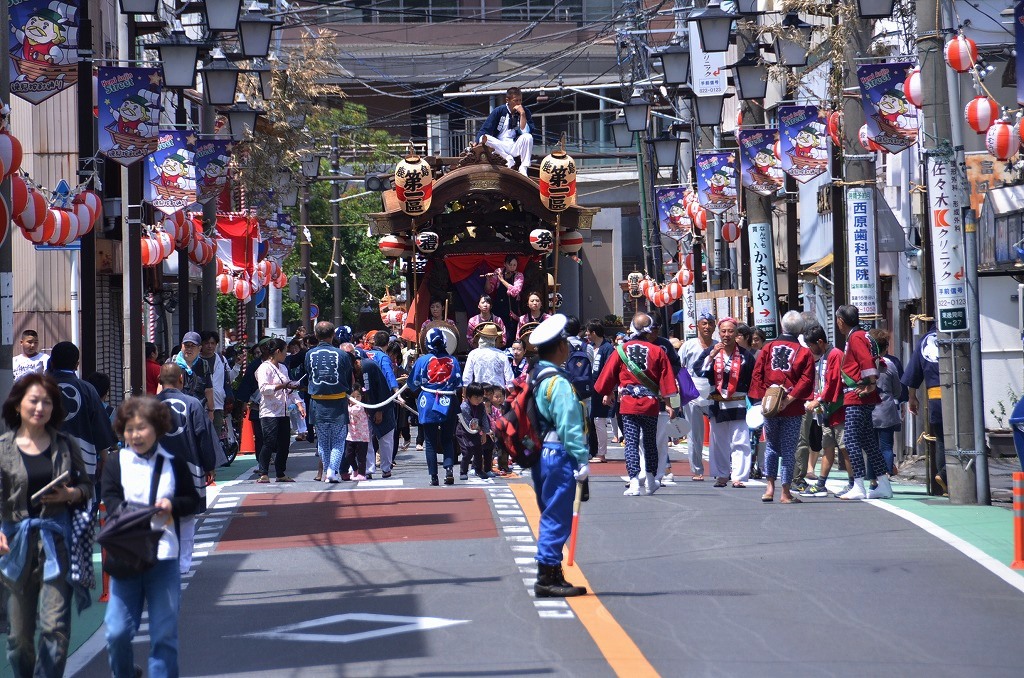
[{"x1": 71, "y1": 442, "x2": 1024, "y2": 677}]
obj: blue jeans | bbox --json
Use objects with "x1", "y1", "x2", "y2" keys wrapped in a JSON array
[
  {"x1": 869, "y1": 427, "x2": 897, "y2": 479},
  {"x1": 6, "y1": 532, "x2": 71, "y2": 678},
  {"x1": 105, "y1": 558, "x2": 181, "y2": 678},
  {"x1": 423, "y1": 418, "x2": 456, "y2": 477},
  {"x1": 530, "y1": 445, "x2": 576, "y2": 566},
  {"x1": 315, "y1": 421, "x2": 348, "y2": 474}
]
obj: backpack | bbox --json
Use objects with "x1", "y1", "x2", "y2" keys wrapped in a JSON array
[
  {"x1": 499, "y1": 365, "x2": 560, "y2": 469},
  {"x1": 564, "y1": 343, "x2": 593, "y2": 400}
]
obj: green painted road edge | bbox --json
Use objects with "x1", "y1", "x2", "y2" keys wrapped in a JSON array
[
  {"x1": 884, "y1": 483, "x2": 1023, "y2": 577},
  {"x1": 0, "y1": 461, "x2": 254, "y2": 678}
]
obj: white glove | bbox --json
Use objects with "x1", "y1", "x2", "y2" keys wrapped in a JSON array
[{"x1": 574, "y1": 463, "x2": 590, "y2": 482}]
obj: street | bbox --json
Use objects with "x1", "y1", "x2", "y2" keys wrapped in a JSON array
[{"x1": 66, "y1": 441, "x2": 1024, "y2": 678}]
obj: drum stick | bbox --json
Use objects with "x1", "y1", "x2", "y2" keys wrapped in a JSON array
[{"x1": 566, "y1": 482, "x2": 583, "y2": 566}]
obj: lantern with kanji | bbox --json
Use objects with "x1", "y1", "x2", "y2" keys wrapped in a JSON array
[
  {"x1": 944, "y1": 35, "x2": 977, "y2": 73},
  {"x1": 986, "y1": 119, "x2": 1019, "y2": 161},
  {"x1": 538, "y1": 150, "x2": 577, "y2": 212},
  {"x1": 965, "y1": 96, "x2": 999, "y2": 134},
  {"x1": 903, "y1": 67, "x2": 922, "y2": 108},
  {"x1": 415, "y1": 230, "x2": 440, "y2": 253},
  {"x1": 827, "y1": 110, "x2": 842, "y2": 147},
  {"x1": 394, "y1": 152, "x2": 433, "y2": 215},
  {"x1": 722, "y1": 220, "x2": 741, "y2": 243},
  {"x1": 530, "y1": 228, "x2": 554, "y2": 252},
  {"x1": 378, "y1": 234, "x2": 411, "y2": 258},
  {"x1": 558, "y1": 229, "x2": 584, "y2": 254},
  {"x1": 627, "y1": 271, "x2": 643, "y2": 297}
]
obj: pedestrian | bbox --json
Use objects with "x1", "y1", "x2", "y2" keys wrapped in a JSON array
[
  {"x1": 525, "y1": 314, "x2": 588, "y2": 598},
  {"x1": 457, "y1": 383, "x2": 491, "y2": 480},
  {"x1": 45, "y1": 342, "x2": 118, "y2": 480},
  {"x1": 84, "y1": 372, "x2": 115, "y2": 423},
  {"x1": 594, "y1": 312, "x2": 679, "y2": 496},
  {"x1": 508, "y1": 340, "x2": 529, "y2": 380},
  {"x1": 233, "y1": 341, "x2": 269, "y2": 465},
  {"x1": 645, "y1": 316, "x2": 682, "y2": 484},
  {"x1": 463, "y1": 322, "x2": 514, "y2": 390},
  {"x1": 748, "y1": 310, "x2": 815, "y2": 504},
  {"x1": 255, "y1": 338, "x2": 301, "y2": 483},
  {"x1": 342, "y1": 387, "x2": 370, "y2": 480},
  {"x1": 351, "y1": 345, "x2": 397, "y2": 480},
  {"x1": 155, "y1": 364, "x2": 219, "y2": 574},
  {"x1": 902, "y1": 324, "x2": 946, "y2": 494},
  {"x1": 678, "y1": 312, "x2": 716, "y2": 481},
  {"x1": 799, "y1": 324, "x2": 848, "y2": 498},
  {"x1": 387, "y1": 341, "x2": 412, "y2": 455},
  {"x1": 695, "y1": 317, "x2": 756, "y2": 487},
  {"x1": 585, "y1": 321, "x2": 615, "y2": 463},
  {"x1": 484, "y1": 254, "x2": 525, "y2": 345},
  {"x1": 486, "y1": 385, "x2": 509, "y2": 474},
  {"x1": 145, "y1": 342, "x2": 161, "y2": 396},
  {"x1": 466, "y1": 295, "x2": 507, "y2": 349},
  {"x1": 103, "y1": 396, "x2": 200, "y2": 678},
  {"x1": 199, "y1": 331, "x2": 237, "y2": 448},
  {"x1": 516, "y1": 291, "x2": 550, "y2": 340},
  {"x1": 0, "y1": 373, "x2": 93, "y2": 678},
  {"x1": 306, "y1": 322, "x2": 353, "y2": 483},
  {"x1": 421, "y1": 299, "x2": 457, "y2": 332},
  {"x1": 478, "y1": 86, "x2": 534, "y2": 175},
  {"x1": 409, "y1": 325, "x2": 463, "y2": 486},
  {"x1": 12, "y1": 330, "x2": 48, "y2": 382},
  {"x1": 868, "y1": 329, "x2": 903, "y2": 479},
  {"x1": 172, "y1": 332, "x2": 215, "y2": 419}
]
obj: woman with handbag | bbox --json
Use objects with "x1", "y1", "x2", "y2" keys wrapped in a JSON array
[
  {"x1": 748, "y1": 311, "x2": 815, "y2": 504},
  {"x1": 102, "y1": 396, "x2": 200, "y2": 678},
  {"x1": 0, "y1": 373, "x2": 93, "y2": 678}
]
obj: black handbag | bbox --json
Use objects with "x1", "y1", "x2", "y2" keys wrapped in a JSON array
[{"x1": 97, "y1": 454, "x2": 166, "y2": 579}]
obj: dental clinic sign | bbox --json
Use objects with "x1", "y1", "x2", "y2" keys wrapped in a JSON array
[
  {"x1": 845, "y1": 187, "x2": 878, "y2": 316},
  {"x1": 925, "y1": 154, "x2": 968, "y2": 332}
]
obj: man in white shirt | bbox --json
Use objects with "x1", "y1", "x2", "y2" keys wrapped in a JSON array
[
  {"x1": 463, "y1": 323, "x2": 514, "y2": 390},
  {"x1": 478, "y1": 87, "x2": 534, "y2": 176},
  {"x1": 12, "y1": 330, "x2": 48, "y2": 381},
  {"x1": 678, "y1": 312, "x2": 716, "y2": 480}
]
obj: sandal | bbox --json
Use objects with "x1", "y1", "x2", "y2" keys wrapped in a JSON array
[
  {"x1": 691, "y1": 474, "x2": 704, "y2": 481},
  {"x1": 780, "y1": 496, "x2": 802, "y2": 504},
  {"x1": 314, "y1": 474, "x2": 323, "y2": 482},
  {"x1": 256, "y1": 475, "x2": 270, "y2": 484},
  {"x1": 732, "y1": 482, "x2": 746, "y2": 488},
  {"x1": 714, "y1": 478, "x2": 728, "y2": 488},
  {"x1": 761, "y1": 493, "x2": 774, "y2": 502}
]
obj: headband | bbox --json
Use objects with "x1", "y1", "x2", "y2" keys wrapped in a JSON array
[{"x1": 718, "y1": 317, "x2": 737, "y2": 328}]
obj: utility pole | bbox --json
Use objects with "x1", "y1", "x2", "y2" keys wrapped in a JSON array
[
  {"x1": 0, "y1": 0, "x2": 10, "y2": 400},
  {"x1": 917, "y1": 0, "x2": 978, "y2": 504},
  {"x1": 300, "y1": 183, "x2": 311, "y2": 331},
  {"x1": 201, "y1": 102, "x2": 218, "y2": 333},
  {"x1": 78, "y1": 2, "x2": 95, "y2": 375},
  {"x1": 331, "y1": 132, "x2": 342, "y2": 325}
]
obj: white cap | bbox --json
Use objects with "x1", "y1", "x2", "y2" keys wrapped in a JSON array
[{"x1": 530, "y1": 313, "x2": 568, "y2": 349}]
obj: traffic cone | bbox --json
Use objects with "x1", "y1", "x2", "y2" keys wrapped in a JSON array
[{"x1": 240, "y1": 408, "x2": 256, "y2": 455}]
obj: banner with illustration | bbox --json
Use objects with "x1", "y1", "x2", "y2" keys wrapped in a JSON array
[
  {"x1": 146, "y1": 130, "x2": 196, "y2": 215},
  {"x1": 778, "y1": 105, "x2": 829, "y2": 183},
  {"x1": 737, "y1": 128, "x2": 783, "y2": 197},
  {"x1": 857, "y1": 61, "x2": 919, "y2": 154},
  {"x1": 195, "y1": 139, "x2": 233, "y2": 204},
  {"x1": 9, "y1": 0, "x2": 80, "y2": 104},
  {"x1": 695, "y1": 152, "x2": 736, "y2": 214},
  {"x1": 97, "y1": 66, "x2": 162, "y2": 166},
  {"x1": 655, "y1": 186, "x2": 690, "y2": 237},
  {"x1": 261, "y1": 212, "x2": 297, "y2": 263}
]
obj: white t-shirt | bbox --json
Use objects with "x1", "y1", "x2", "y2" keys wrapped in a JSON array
[{"x1": 13, "y1": 353, "x2": 48, "y2": 382}]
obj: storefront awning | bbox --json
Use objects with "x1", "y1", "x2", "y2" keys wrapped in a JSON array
[
  {"x1": 982, "y1": 184, "x2": 1024, "y2": 218},
  {"x1": 799, "y1": 253, "x2": 833, "y2": 279}
]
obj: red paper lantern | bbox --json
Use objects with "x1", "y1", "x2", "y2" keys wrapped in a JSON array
[
  {"x1": 16, "y1": 187, "x2": 47, "y2": 232},
  {"x1": 986, "y1": 120, "x2": 1019, "y2": 161},
  {"x1": 691, "y1": 206, "x2": 707, "y2": 232},
  {"x1": 903, "y1": 67, "x2": 922, "y2": 108},
  {"x1": 722, "y1": 220, "x2": 741, "y2": 243},
  {"x1": 157, "y1": 231, "x2": 175, "y2": 259},
  {"x1": 658, "y1": 287, "x2": 673, "y2": 306},
  {"x1": 965, "y1": 95, "x2": 999, "y2": 134},
  {"x1": 73, "y1": 190, "x2": 102, "y2": 228},
  {"x1": 685, "y1": 252, "x2": 695, "y2": 270},
  {"x1": 0, "y1": 129, "x2": 23, "y2": 179},
  {"x1": 944, "y1": 35, "x2": 977, "y2": 73},
  {"x1": 0, "y1": 194, "x2": 9, "y2": 248},
  {"x1": 274, "y1": 272, "x2": 287, "y2": 289},
  {"x1": 45, "y1": 209, "x2": 76, "y2": 246},
  {"x1": 664, "y1": 281, "x2": 683, "y2": 302},
  {"x1": 674, "y1": 268, "x2": 694, "y2": 286},
  {"x1": 234, "y1": 279, "x2": 252, "y2": 301},
  {"x1": 10, "y1": 175, "x2": 27, "y2": 217},
  {"x1": 773, "y1": 140, "x2": 781, "y2": 161},
  {"x1": 141, "y1": 238, "x2": 162, "y2": 267},
  {"x1": 827, "y1": 110, "x2": 842, "y2": 147},
  {"x1": 639, "y1": 279, "x2": 652, "y2": 297},
  {"x1": 858, "y1": 124, "x2": 885, "y2": 153},
  {"x1": 217, "y1": 273, "x2": 233, "y2": 294},
  {"x1": 378, "y1": 234, "x2": 411, "y2": 258}
]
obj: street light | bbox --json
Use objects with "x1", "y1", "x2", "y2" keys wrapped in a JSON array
[
  {"x1": 655, "y1": 42, "x2": 691, "y2": 86},
  {"x1": 692, "y1": 93, "x2": 726, "y2": 127},
  {"x1": 650, "y1": 134, "x2": 681, "y2": 168},
  {"x1": 219, "y1": 99, "x2": 264, "y2": 141},
  {"x1": 734, "y1": 0, "x2": 764, "y2": 15},
  {"x1": 146, "y1": 27, "x2": 212, "y2": 89},
  {"x1": 203, "y1": 0, "x2": 244, "y2": 33},
  {"x1": 199, "y1": 49, "x2": 241, "y2": 106},
  {"x1": 774, "y1": 12, "x2": 813, "y2": 68},
  {"x1": 609, "y1": 117, "x2": 634, "y2": 148},
  {"x1": 731, "y1": 44, "x2": 769, "y2": 100},
  {"x1": 856, "y1": 0, "x2": 895, "y2": 19},
  {"x1": 237, "y1": 4, "x2": 283, "y2": 59},
  {"x1": 301, "y1": 153, "x2": 325, "y2": 180},
  {"x1": 118, "y1": 0, "x2": 159, "y2": 14},
  {"x1": 623, "y1": 96, "x2": 651, "y2": 132},
  {"x1": 687, "y1": 0, "x2": 737, "y2": 53}
]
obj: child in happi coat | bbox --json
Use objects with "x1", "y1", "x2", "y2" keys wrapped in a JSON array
[{"x1": 457, "y1": 383, "x2": 491, "y2": 480}]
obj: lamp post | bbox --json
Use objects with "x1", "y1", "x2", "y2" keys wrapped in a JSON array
[
  {"x1": 331, "y1": 132, "x2": 343, "y2": 325},
  {"x1": 774, "y1": 12, "x2": 813, "y2": 68},
  {"x1": 204, "y1": 0, "x2": 244, "y2": 33},
  {"x1": 237, "y1": 3, "x2": 283, "y2": 58},
  {"x1": 687, "y1": 0, "x2": 737, "y2": 53},
  {"x1": 731, "y1": 44, "x2": 769, "y2": 100},
  {"x1": 609, "y1": 116, "x2": 635, "y2": 148},
  {"x1": 692, "y1": 92, "x2": 726, "y2": 127},
  {"x1": 199, "y1": 49, "x2": 242, "y2": 106},
  {"x1": 145, "y1": 26, "x2": 211, "y2": 89},
  {"x1": 855, "y1": 0, "x2": 895, "y2": 19},
  {"x1": 219, "y1": 99, "x2": 265, "y2": 142},
  {"x1": 650, "y1": 134, "x2": 681, "y2": 168},
  {"x1": 655, "y1": 42, "x2": 691, "y2": 86},
  {"x1": 118, "y1": 0, "x2": 159, "y2": 13},
  {"x1": 623, "y1": 95, "x2": 651, "y2": 132}
]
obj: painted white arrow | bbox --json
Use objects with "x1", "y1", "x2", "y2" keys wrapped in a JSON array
[{"x1": 233, "y1": 613, "x2": 469, "y2": 644}]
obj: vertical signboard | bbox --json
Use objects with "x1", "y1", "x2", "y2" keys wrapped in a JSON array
[
  {"x1": 925, "y1": 155, "x2": 968, "y2": 332},
  {"x1": 845, "y1": 187, "x2": 879, "y2": 316},
  {"x1": 683, "y1": 283, "x2": 697, "y2": 340},
  {"x1": 748, "y1": 222, "x2": 779, "y2": 339}
]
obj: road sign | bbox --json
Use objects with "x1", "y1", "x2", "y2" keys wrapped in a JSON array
[
  {"x1": 310, "y1": 303, "x2": 319, "y2": 319},
  {"x1": 255, "y1": 307, "x2": 267, "y2": 320},
  {"x1": 234, "y1": 613, "x2": 468, "y2": 644}
]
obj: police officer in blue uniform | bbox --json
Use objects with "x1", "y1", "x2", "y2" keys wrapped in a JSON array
[
  {"x1": 409, "y1": 326, "x2": 463, "y2": 486},
  {"x1": 529, "y1": 314, "x2": 589, "y2": 598}
]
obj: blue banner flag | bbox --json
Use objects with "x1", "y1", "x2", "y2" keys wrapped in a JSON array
[{"x1": 97, "y1": 66, "x2": 162, "y2": 167}]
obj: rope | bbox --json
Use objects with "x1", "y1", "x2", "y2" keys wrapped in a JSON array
[{"x1": 356, "y1": 383, "x2": 410, "y2": 410}]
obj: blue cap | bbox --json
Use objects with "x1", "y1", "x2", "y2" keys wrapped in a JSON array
[{"x1": 334, "y1": 325, "x2": 352, "y2": 344}]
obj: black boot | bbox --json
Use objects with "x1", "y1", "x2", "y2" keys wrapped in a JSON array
[
  {"x1": 430, "y1": 475, "x2": 439, "y2": 486},
  {"x1": 444, "y1": 468, "x2": 455, "y2": 485},
  {"x1": 534, "y1": 563, "x2": 586, "y2": 598}
]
